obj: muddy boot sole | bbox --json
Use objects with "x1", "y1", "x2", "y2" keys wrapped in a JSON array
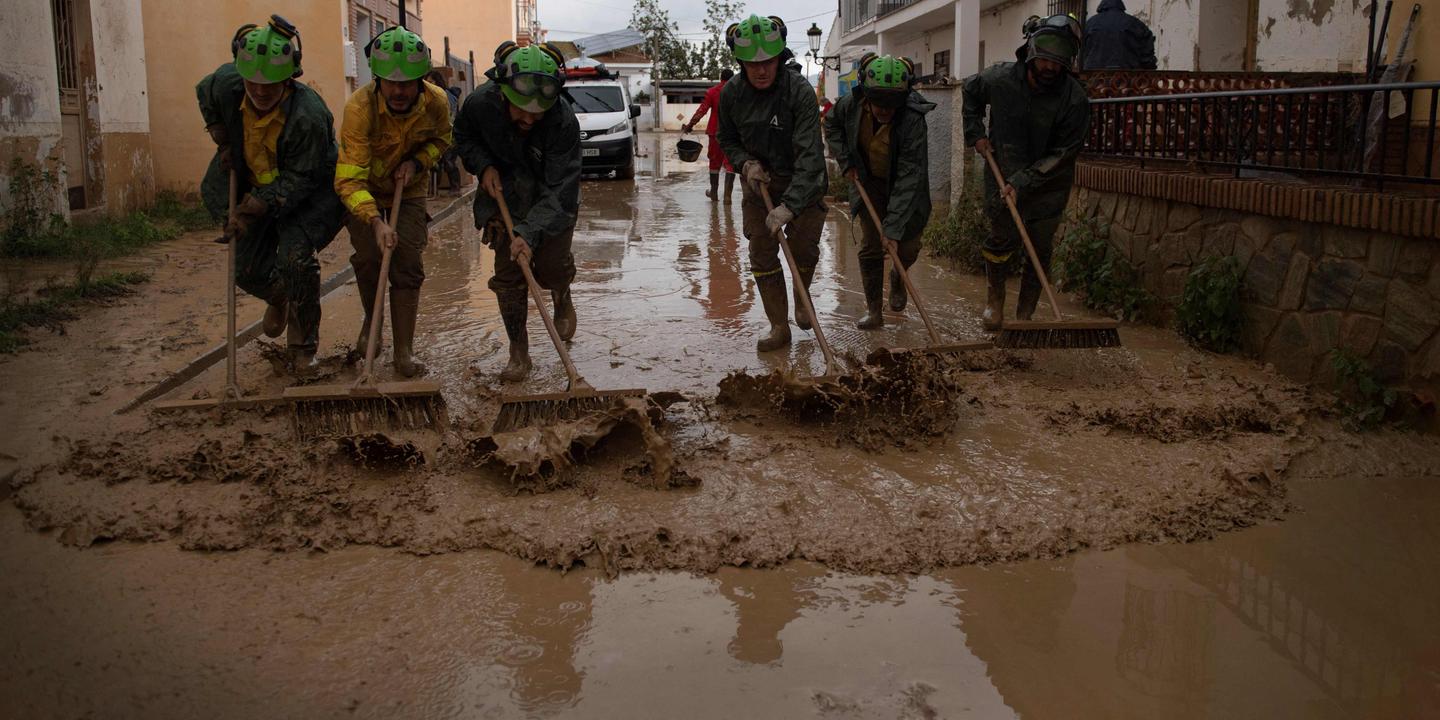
[{"x1": 856, "y1": 307, "x2": 884, "y2": 330}]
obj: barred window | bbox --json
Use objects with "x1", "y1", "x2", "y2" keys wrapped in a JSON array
[{"x1": 1047, "y1": 0, "x2": 1086, "y2": 20}]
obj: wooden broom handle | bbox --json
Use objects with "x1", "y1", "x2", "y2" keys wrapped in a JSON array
[
  {"x1": 224, "y1": 170, "x2": 241, "y2": 399},
  {"x1": 495, "y1": 193, "x2": 592, "y2": 392},
  {"x1": 852, "y1": 180, "x2": 942, "y2": 345},
  {"x1": 358, "y1": 183, "x2": 405, "y2": 386},
  {"x1": 979, "y1": 144, "x2": 1065, "y2": 321},
  {"x1": 759, "y1": 185, "x2": 840, "y2": 376}
]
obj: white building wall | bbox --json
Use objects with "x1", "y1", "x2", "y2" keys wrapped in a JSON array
[
  {"x1": 976, "y1": 0, "x2": 1046, "y2": 71},
  {"x1": 89, "y1": 0, "x2": 150, "y2": 133},
  {"x1": 885, "y1": 23, "x2": 956, "y2": 80},
  {"x1": 1, "y1": 0, "x2": 69, "y2": 215},
  {"x1": 1252, "y1": 0, "x2": 1368, "y2": 72}
]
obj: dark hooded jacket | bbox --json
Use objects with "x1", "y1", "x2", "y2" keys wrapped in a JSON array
[
  {"x1": 716, "y1": 60, "x2": 828, "y2": 213},
  {"x1": 452, "y1": 81, "x2": 582, "y2": 248},
  {"x1": 1081, "y1": 0, "x2": 1158, "y2": 70},
  {"x1": 823, "y1": 87, "x2": 934, "y2": 241},
  {"x1": 962, "y1": 61, "x2": 1090, "y2": 220},
  {"x1": 195, "y1": 62, "x2": 345, "y2": 246}
]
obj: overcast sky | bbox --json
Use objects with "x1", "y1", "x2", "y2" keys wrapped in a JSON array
[{"x1": 540, "y1": 0, "x2": 839, "y2": 75}]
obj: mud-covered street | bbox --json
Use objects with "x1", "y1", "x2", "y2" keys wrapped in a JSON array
[{"x1": 3, "y1": 134, "x2": 1439, "y2": 718}]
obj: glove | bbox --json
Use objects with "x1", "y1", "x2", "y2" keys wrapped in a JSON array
[
  {"x1": 741, "y1": 161, "x2": 770, "y2": 193},
  {"x1": 225, "y1": 193, "x2": 268, "y2": 242},
  {"x1": 765, "y1": 204, "x2": 794, "y2": 236},
  {"x1": 681, "y1": 122, "x2": 694, "y2": 133}
]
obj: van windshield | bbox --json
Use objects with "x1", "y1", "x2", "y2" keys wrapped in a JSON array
[{"x1": 568, "y1": 86, "x2": 624, "y2": 113}]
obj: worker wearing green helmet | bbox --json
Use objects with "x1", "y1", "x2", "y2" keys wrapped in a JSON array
[
  {"x1": 453, "y1": 42, "x2": 582, "y2": 382},
  {"x1": 824, "y1": 54, "x2": 935, "y2": 330},
  {"x1": 195, "y1": 16, "x2": 345, "y2": 371},
  {"x1": 717, "y1": 14, "x2": 829, "y2": 353},
  {"x1": 963, "y1": 14, "x2": 1089, "y2": 331},
  {"x1": 334, "y1": 25, "x2": 453, "y2": 378}
]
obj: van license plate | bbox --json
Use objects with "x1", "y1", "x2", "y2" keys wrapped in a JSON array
[{"x1": 582, "y1": 148, "x2": 600, "y2": 157}]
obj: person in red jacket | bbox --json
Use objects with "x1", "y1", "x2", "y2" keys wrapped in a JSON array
[{"x1": 682, "y1": 68, "x2": 736, "y2": 202}]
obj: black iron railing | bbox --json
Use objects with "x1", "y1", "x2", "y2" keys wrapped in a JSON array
[{"x1": 1085, "y1": 81, "x2": 1440, "y2": 188}]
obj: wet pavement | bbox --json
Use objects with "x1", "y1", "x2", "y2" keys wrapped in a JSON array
[{"x1": 2, "y1": 133, "x2": 1439, "y2": 718}]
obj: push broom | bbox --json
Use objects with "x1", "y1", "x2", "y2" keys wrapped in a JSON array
[
  {"x1": 284, "y1": 184, "x2": 446, "y2": 439},
  {"x1": 851, "y1": 180, "x2": 992, "y2": 362},
  {"x1": 759, "y1": 184, "x2": 845, "y2": 398},
  {"x1": 490, "y1": 193, "x2": 645, "y2": 433},
  {"x1": 979, "y1": 145, "x2": 1121, "y2": 350}
]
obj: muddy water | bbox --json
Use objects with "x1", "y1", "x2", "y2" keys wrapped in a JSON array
[{"x1": 3, "y1": 134, "x2": 1439, "y2": 717}]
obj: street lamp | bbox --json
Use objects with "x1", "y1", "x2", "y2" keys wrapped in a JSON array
[{"x1": 806, "y1": 23, "x2": 841, "y2": 72}]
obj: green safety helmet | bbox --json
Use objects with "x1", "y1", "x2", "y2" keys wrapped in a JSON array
[
  {"x1": 859, "y1": 54, "x2": 914, "y2": 108},
  {"x1": 726, "y1": 14, "x2": 788, "y2": 63},
  {"x1": 1025, "y1": 14, "x2": 1081, "y2": 66},
  {"x1": 494, "y1": 42, "x2": 566, "y2": 112},
  {"x1": 367, "y1": 27, "x2": 431, "y2": 82},
  {"x1": 232, "y1": 17, "x2": 302, "y2": 84}
]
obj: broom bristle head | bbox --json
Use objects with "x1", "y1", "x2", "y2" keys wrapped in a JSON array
[
  {"x1": 994, "y1": 326, "x2": 1122, "y2": 350},
  {"x1": 291, "y1": 395, "x2": 447, "y2": 440},
  {"x1": 491, "y1": 390, "x2": 645, "y2": 434}
]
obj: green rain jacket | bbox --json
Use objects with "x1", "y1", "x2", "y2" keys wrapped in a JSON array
[
  {"x1": 716, "y1": 63, "x2": 828, "y2": 214},
  {"x1": 452, "y1": 82, "x2": 581, "y2": 248},
  {"x1": 823, "y1": 87, "x2": 934, "y2": 242},
  {"x1": 961, "y1": 62, "x2": 1090, "y2": 220},
  {"x1": 195, "y1": 63, "x2": 345, "y2": 246}
]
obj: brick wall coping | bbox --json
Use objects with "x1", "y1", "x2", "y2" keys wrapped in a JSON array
[{"x1": 1075, "y1": 160, "x2": 1440, "y2": 240}]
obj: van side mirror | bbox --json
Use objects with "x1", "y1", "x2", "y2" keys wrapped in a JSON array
[{"x1": 629, "y1": 104, "x2": 641, "y2": 118}]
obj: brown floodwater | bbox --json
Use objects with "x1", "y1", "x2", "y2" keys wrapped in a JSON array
[{"x1": 1, "y1": 134, "x2": 1437, "y2": 718}]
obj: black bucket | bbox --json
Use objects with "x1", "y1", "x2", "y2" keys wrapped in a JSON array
[{"x1": 676, "y1": 137, "x2": 703, "y2": 162}]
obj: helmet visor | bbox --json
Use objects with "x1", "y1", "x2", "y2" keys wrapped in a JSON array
[
  {"x1": 1032, "y1": 33, "x2": 1078, "y2": 61},
  {"x1": 1042, "y1": 14, "x2": 1082, "y2": 39},
  {"x1": 509, "y1": 72, "x2": 562, "y2": 100}
]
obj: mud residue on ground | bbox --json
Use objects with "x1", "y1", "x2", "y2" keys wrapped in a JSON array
[
  {"x1": 716, "y1": 351, "x2": 976, "y2": 450},
  {"x1": 467, "y1": 396, "x2": 678, "y2": 491}
]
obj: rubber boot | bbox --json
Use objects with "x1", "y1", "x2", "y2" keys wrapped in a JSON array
[
  {"x1": 706, "y1": 172, "x2": 719, "y2": 200},
  {"x1": 350, "y1": 275, "x2": 382, "y2": 364},
  {"x1": 286, "y1": 314, "x2": 319, "y2": 374},
  {"x1": 1017, "y1": 270, "x2": 1042, "y2": 322},
  {"x1": 390, "y1": 287, "x2": 426, "y2": 378},
  {"x1": 723, "y1": 172, "x2": 735, "y2": 203},
  {"x1": 792, "y1": 266, "x2": 816, "y2": 331},
  {"x1": 983, "y1": 261, "x2": 1007, "y2": 332},
  {"x1": 552, "y1": 286, "x2": 576, "y2": 341},
  {"x1": 263, "y1": 301, "x2": 287, "y2": 338},
  {"x1": 755, "y1": 274, "x2": 792, "y2": 353},
  {"x1": 889, "y1": 267, "x2": 908, "y2": 312},
  {"x1": 856, "y1": 259, "x2": 885, "y2": 330},
  {"x1": 497, "y1": 288, "x2": 532, "y2": 382}
]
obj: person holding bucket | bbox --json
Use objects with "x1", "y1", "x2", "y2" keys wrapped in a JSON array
[{"x1": 682, "y1": 68, "x2": 736, "y2": 202}]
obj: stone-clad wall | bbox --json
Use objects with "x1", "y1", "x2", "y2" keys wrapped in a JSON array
[{"x1": 1070, "y1": 187, "x2": 1440, "y2": 392}]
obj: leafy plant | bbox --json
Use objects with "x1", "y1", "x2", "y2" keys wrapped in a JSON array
[
  {"x1": 1330, "y1": 349, "x2": 1399, "y2": 430},
  {"x1": 2, "y1": 158, "x2": 67, "y2": 258},
  {"x1": 922, "y1": 174, "x2": 995, "y2": 274},
  {"x1": 1053, "y1": 214, "x2": 1154, "y2": 321},
  {"x1": 1177, "y1": 256, "x2": 1244, "y2": 352}
]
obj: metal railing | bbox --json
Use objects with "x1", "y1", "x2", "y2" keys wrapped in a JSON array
[{"x1": 1085, "y1": 81, "x2": 1440, "y2": 188}]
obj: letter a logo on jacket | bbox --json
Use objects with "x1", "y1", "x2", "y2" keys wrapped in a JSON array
[{"x1": 769, "y1": 115, "x2": 781, "y2": 129}]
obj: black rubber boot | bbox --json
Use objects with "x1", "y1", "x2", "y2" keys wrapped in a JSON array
[
  {"x1": 390, "y1": 288, "x2": 426, "y2": 378},
  {"x1": 793, "y1": 266, "x2": 816, "y2": 331},
  {"x1": 286, "y1": 298, "x2": 320, "y2": 373},
  {"x1": 706, "y1": 172, "x2": 719, "y2": 200},
  {"x1": 888, "y1": 267, "x2": 908, "y2": 312},
  {"x1": 856, "y1": 259, "x2": 885, "y2": 330},
  {"x1": 350, "y1": 273, "x2": 382, "y2": 364},
  {"x1": 755, "y1": 274, "x2": 792, "y2": 352},
  {"x1": 723, "y1": 172, "x2": 735, "y2": 203},
  {"x1": 497, "y1": 288, "x2": 532, "y2": 382},
  {"x1": 552, "y1": 286, "x2": 576, "y2": 341},
  {"x1": 1017, "y1": 271, "x2": 1042, "y2": 322},
  {"x1": 983, "y1": 261, "x2": 1007, "y2": 332},
  {"x1": 263, "y1": 301, "x2": 288, "y2": 338}
]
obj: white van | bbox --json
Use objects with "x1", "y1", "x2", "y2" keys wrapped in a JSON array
[{"x1": 564, "y1": 62, "x2": 641, "y2": 179}]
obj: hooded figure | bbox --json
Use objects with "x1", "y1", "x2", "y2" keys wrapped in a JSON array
[{"x1": 1081, "y1": 0, "x2": 1158, "y2": 70}]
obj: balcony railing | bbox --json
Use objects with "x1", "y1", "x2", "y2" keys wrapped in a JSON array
[{"x1": 1085, "y1": 81, "x2": 1440, "y2": 188}]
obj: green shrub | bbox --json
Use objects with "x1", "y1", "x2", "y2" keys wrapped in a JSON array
[
  {"x1": 1177, "y1": 256, "x2": 1244, "y2": 352},
  {"x1": 1330, "y1": 349, "x2": 1399, "y2": 430},
  {"x1": 1053, "y1": 214, "x2": 1154, "y2": 321},
  {"x1": 150, "y1": 190, "x2": 217, "y2": 233},
  {"x1": 922, "y1": 175, "x2": 995, "y2": 274},
  {"x1": 2, "y1": 158, "x2": 67, "y2": 258}
]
